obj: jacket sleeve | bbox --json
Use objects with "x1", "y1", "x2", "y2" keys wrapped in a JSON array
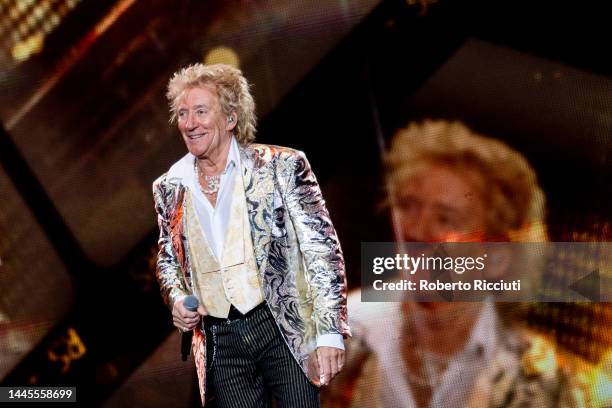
[
  {"x1": 281, "y1": 150, "x2": 351, "y2": 339},
  {"x1": 152, "y1": 175, "x2": 187, "y2": 310}
]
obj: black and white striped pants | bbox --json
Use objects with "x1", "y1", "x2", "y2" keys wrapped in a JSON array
[{"x1": 204, "y1": 304, "x2": 319, "y2": 408}]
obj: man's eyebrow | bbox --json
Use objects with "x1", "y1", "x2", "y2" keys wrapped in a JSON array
[
  {"x1": 433, "y1": 203, "x2": 462, "y2": 216},
  {"x1": 178, "y1": 104, "x2": 209, "y2": 110}
]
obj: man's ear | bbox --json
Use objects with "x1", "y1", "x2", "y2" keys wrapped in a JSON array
[{"x1": 226, "y1": 113, "x2": 237, "y2": 131}]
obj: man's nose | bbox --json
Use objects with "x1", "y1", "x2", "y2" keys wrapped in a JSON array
[
  {"x1": 185, "y1": 112, "x2": 196, "y2": 130},
  {"x1": 401, "y1": 214, "x2": 434, "y2": 242}
]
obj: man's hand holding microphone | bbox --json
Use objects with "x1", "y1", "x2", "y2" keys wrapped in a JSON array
[{"x1": 172, "y1": 295, "x2": 207, "y2": 361}]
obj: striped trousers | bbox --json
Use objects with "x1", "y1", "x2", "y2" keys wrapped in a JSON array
[{"x1": 204, "y1": 304, "x2": 320, "y2": 408}]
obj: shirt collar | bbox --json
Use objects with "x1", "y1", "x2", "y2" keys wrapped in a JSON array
[
  {"x1": 225, "y1": 136, "x2": 240, "y2": 174},
  {"x1": 166, "y1": 136, "x2": 241, "y2": 184},
  {"x1": 462, "y1": 299, "x2": 499, "y2": 361}
]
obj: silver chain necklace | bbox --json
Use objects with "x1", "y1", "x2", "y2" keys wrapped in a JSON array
[{"x1": 194, "y1": 159, "x2": 221, "y2": 195}]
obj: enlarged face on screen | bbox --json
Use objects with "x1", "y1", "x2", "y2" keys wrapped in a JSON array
[
  {"x1": 394, "y1": 162, "x2": 488, "y2": 242},
  {"x1": 176, "y1": 84, "x2": 236, "y2": 160}
]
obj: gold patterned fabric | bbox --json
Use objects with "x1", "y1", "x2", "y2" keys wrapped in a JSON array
[
  {"x1": 153, "y1": 143, "x2": 351, "y2": 405},
  {"x1": 184, "y1": 173, "x2": 264, "y2": 318}
]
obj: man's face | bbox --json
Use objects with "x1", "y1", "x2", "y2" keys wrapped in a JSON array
[
  {"x1": 394, "y1": 162, "x2": 488, "y2": 242},
  {"x1": 176, "y1": 84, "x2": 235, "y2": 159},
  {"x1": 395, "y1": 162, "x2": 489, "y2": 312}
]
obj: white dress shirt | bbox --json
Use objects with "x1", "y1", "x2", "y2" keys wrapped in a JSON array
[
  {"x1": 187, "y1": 137, "x2": 240, "y2": 261},
  {"x1": 348, "y1": 293, "x2": 499, "y2": 407}
]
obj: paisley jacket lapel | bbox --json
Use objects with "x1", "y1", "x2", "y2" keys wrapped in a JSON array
[
  {"x1": 166, "y1": 178, "x2": 191, "y2": 288},
  {"x1": 240, "y1": 144, "x2": 275, "y2": 278}
]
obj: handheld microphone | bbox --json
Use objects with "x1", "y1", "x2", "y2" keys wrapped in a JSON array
[{"x1": 181, "y1": 295, "x2": 199, "y2": 361}]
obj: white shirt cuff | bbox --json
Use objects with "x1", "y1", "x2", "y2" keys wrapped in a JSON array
[{"x1": 316, "y1": 334, "x2": 344, "y2": 350}]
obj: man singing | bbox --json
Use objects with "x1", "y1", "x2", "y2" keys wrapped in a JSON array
[{"x1": 152, "y1": 63, "x2": 350, "y2": 407}]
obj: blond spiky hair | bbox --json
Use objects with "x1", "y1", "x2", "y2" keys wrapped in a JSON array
[
  {"x1": 166, "y1": 63, "x2": 257, "y2": 144},
  {"x1": 386, "y1": 119, "x2": 547, "y2": 240}
]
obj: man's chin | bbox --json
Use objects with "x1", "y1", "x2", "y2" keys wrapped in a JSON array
[{"x1": 187, "y1": 145, "x2": 211, "y2": 159}]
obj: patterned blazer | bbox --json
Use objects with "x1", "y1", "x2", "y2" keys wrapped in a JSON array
[
  {"x1": 323, "y1": 294, "x2": 588, "y2": 408},
  {"x1": 153, "y1": 143, "x2": 351, "y2": 404}
]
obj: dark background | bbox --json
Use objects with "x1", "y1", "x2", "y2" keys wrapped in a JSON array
[{"x1": 0, "y1": 0, "x2": 609, "y2": 406}]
